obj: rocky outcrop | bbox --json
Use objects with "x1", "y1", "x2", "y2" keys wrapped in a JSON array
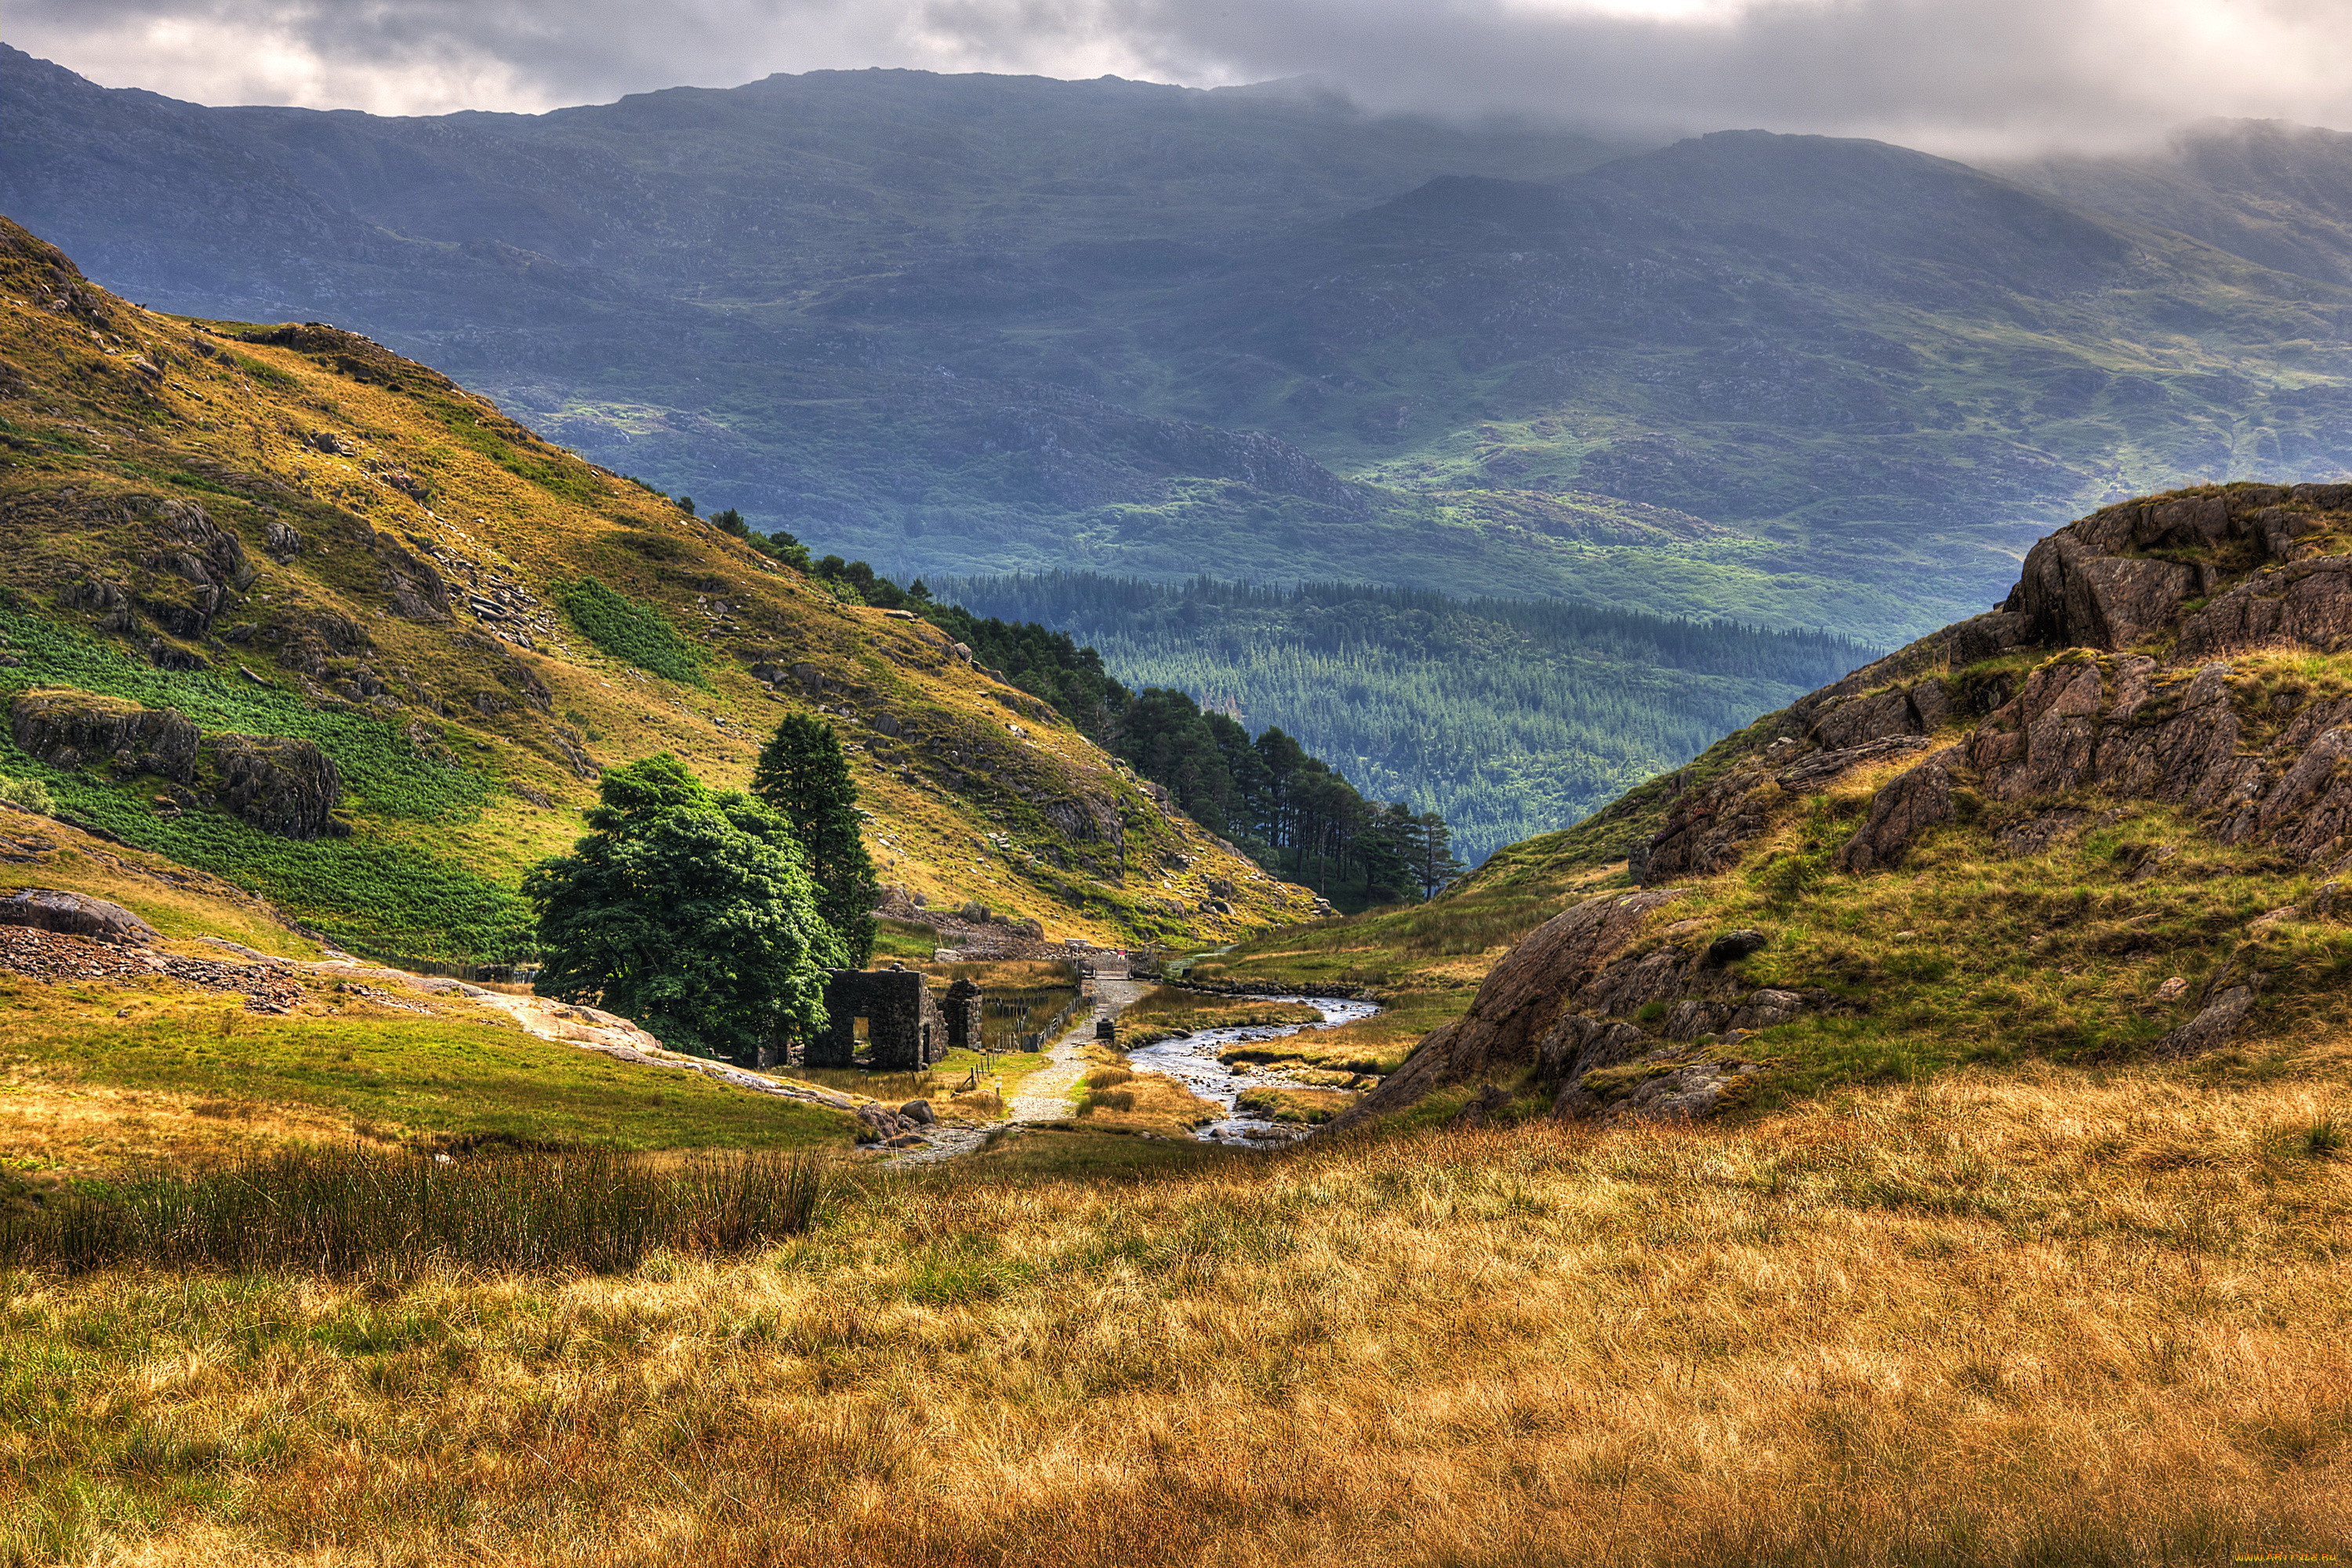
[
  {"x1": 2153, "y1": 985, "x2": 2257, "y2": 1057},
  {"x1": 10, "y1": 689, "x2": 200, "y2": 781},
  {"x1": 1332, "y1": 888, "x2": 1688, "y2": 1128},
  {"x1": 206, "y1": 735, "x2": 343, "y2": 840},
  {"x1": 1835, "y1": 746, "x2": 1960, "y2": 870},
  {"x1": 0, "y1": 887, "x2": 159, "y2": 945},
  {"x1": 9, "y1": 689, "x2": 343, "y2": 838},
  {"x1": 1641, "y1": 735, "x2": 1931, "y2": 884},
  {"x1": 1363, "y1": 486, "x2": 2352, "y2": 1134}
]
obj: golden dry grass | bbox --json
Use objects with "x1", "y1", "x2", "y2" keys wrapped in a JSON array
[{"x1": 9, "y1": 1054, "x2": 2352, "y2": 1566}]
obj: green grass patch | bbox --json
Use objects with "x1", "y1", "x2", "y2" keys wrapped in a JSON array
[
  {"x1": 0, "y1": 606, "x2": 528, "y2": 960},
  {"x1": 551, "y1": 576, "x2": 707, "y2": 688},
  {"x1": 2, "y1": 982, "x2": 845, "y2": 1151}
]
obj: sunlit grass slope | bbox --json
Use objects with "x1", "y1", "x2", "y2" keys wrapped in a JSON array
[
  {"x1": 6, "y1": 1056, "x2": 2350, "y2": 1564},
  {"x1": 0, "y1": 217, "x2": 1316, "y2": 960}
]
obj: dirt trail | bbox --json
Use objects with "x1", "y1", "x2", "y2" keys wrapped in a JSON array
[
  {"x1": 889, "y1": 970, "x2": 1148, "y2": 1163},
  {"x1": 1006, "y1": 973, "x2": 1149, "y2": 1121}
]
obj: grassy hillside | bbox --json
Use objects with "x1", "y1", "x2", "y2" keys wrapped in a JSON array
[
  {"x1": 0, "y1": 217, "x2": 1319, "y2": 960},
  {"x1": 1214, "y1": 481, "x2": 2352, "y2": 1134}
]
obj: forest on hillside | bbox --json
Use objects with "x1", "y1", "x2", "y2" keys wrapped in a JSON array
[{"x1": 934, "y1": 572, "x2": 1875, "y2": 860}]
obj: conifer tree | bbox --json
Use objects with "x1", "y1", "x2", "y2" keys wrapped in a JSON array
[{"x1": 751, "y1": 713, "x2": 879, "y2": 967}]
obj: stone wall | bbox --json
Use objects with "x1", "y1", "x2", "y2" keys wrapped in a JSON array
[{"x1": 811, "y1": 968, "x2": 950, "y2": 1070}]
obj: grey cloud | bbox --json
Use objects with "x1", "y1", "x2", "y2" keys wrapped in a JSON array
[{"x1": 9, "y1": 0, "x2": 2350, "y2": 148}]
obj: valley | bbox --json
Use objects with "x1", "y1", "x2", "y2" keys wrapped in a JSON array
[{"x1": 4, "y1": 34, "x2": 2352, "y2": 1568}]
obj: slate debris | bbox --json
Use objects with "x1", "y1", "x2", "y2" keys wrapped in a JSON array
[{"x1": 0, "y1": 924, "x2": 307, "y2": 1011}]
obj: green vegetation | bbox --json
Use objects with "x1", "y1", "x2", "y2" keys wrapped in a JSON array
[
  {"x1": 3, "y1": 1145, "x2": 828, "y2": 1276},
  {"x1": 941, "y1": 572, "x2": 1873, "y2": 861},
  {"x1": 528, "y1": 756, "x2": 836, "y2": 1060},
  {"x1": 550, "y1": 577, "x2": 706, "y2": 687},
  {"x1": 0, "y1": 604, "x2": 530, "y2": 961},
  {"x1": 0, "y1": 981, "x2": 844, "y2": 1154},
  {"x1": 0, "y1": 772, "x2": 52, "y2": 812},
  {"x1": 750, "y1": 713, "x2": 880, "y2": 967}
]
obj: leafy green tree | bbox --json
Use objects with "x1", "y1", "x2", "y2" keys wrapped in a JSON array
[
  {"x1": 525, "y1": 754, "x2": 837, "y2": 1060},
  {"x1": 751, "y1": 715, "x2": 879, "y2": 967}
]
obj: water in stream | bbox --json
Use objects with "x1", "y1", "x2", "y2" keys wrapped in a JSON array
[{"x1": 1127, "y1": 994, "x2": 1381, "y2": 1144}]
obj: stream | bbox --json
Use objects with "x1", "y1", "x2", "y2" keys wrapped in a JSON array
[
  {"x1": 1127, "y1": 993, "x2": 1382, "y2": 1144},
  {"x1": 890, "y1": 984, "x2": 1381, "y2": 1160}
]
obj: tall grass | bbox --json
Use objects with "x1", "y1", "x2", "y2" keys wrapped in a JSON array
[{"x1": 2, "y1": 1145, "x2": 828, "y2": 1276}]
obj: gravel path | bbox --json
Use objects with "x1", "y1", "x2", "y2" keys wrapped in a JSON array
[{"x1": 887, "y1": 971, "x2": 1147, "y2": 1163}]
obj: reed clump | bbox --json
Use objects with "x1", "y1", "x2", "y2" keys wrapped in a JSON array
[{"x1": 0, "y1": 1144, "x2": 829, "y2": 1276}]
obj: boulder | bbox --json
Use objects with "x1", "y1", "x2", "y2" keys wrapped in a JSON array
[
  {"x1": 2152, "y1": 985, "x2": 2256, "y2": 1058},
  {"x1": 853, "y1": 1103, "x2": 920, "y2": 1144},
  {"x1": 1704, "y1": 929, "x2": 1769, "y2": 967},
  {"x1": 1835, "y1": 746, "x2": 1960, "y2": 871},
  {"x1": 2179, "y1": 557, "x2": 2352, "y2": 659},
  {"x1": 1330, "y1": 887, "x2": 1685, "y2": 1130},
  {"x1": 900, "y1": 1098, "x2": 935, "y2": 1126},
  {"x1": 0, "y1": 887, "x2": 158, "y2": 945}
]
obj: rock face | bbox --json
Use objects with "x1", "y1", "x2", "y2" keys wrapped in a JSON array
[
  {"x1": 206, "y1": 734, "x2": 343, "y2": 840},
  {"x1": 10, "y1": 689, "x2": 201, "y2": 780},
  {"x1": 0, "y1": 887, "x2": 158, "y2": 945},
  {"x1": 1361, "y1": 485, "x2": 2352, "y2": 1134}
]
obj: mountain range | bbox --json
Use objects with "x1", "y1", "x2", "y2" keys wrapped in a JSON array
[{"x1": 13, "y1": 46, "x2": 2352, "y2": 651}]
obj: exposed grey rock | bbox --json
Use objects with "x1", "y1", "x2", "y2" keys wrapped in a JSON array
[
  {"x1": 1611, "y1": 1060, "x2": 1762, "y2": 1123},
  {"x1": 1835, "y1": 746, "x2": 1959, "y2": 871},
  {"x1": 205, "y1": 734, "x2": 343, "y2": 839},
  {"x1": 2179, "y1": 557, "x2": 2352, "y2": 659},
  {"x1": 854, "y1": 1103, "x2": 919, "y2": 1144},
  {"x1": 0, "y1": 887, "x2": 158, "y2": 945},
  {"x1": 1727, "y1": 989, "x2": 1806, "y2": 1032},
  {"x1": 1705, "y1": 929, "x2": 1768, "y2": 966},
  {"x1": 900, "y1": 1098, "x2": 935, "y2": 1125},
  {"x1": 1328, "y1": 887, "x2": 1686, "y2": 1131},
  {"x1": 2152, "y1": 985, "x2": 2256, "y2": 1057},
  {"x1": 1534, "y1": 1013, "x2": 1649, "y2": 1087},
  {"x1": 10, "y1": 690, "x2": 200, "y2": 781}
]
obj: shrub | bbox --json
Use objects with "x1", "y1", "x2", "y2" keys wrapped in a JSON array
[{"x1": 0, "y1": 773, "x2": 53, "y2": 813}]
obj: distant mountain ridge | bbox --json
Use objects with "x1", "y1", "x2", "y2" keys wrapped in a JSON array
[{"x1": 9, "y1": 47, "x2": 2352, "y2": 652}]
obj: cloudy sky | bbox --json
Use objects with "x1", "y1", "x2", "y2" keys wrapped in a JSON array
[{"x1": 12, "y1": 0, "x2": 2351, "y2": 152}]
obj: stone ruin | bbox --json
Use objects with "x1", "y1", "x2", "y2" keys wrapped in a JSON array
[
  {"x1": 811, "y1": 966, "x2": 998, "y2": 1070},
  {"x1": 735, "y1": 968, "x2": 989, "y2": 1072},
  {"x1": 942, "y1": 977, "x2": 983, "y2": 1055}
]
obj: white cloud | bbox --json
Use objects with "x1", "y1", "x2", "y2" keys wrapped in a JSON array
[{"x1": 9, "y1": 0, "x2": 2350, "y2": 148}]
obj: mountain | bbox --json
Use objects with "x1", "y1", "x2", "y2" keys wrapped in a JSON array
[
  {"x1": 2004, "y1": 119, "x2": 2352, "y2": 288},
  {"x1": 1211, "y1": 478, "x2": 2352, "y2": 1128},
  {"x1": 13, "y1": 49, "x2": 2352, "y2": 650},
  {"x1": 0, "y1": 216, "x2": 1319, "y2": 960}
]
